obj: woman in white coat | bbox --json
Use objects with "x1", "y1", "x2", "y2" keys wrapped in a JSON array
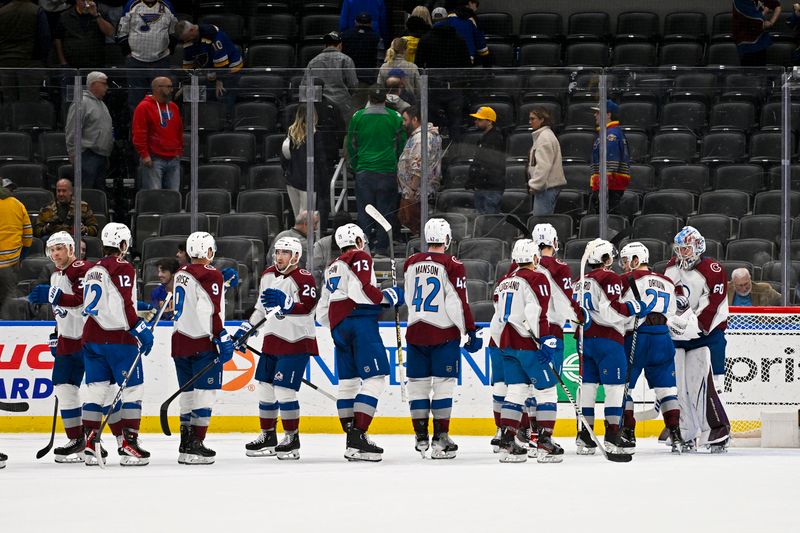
[{"x1": 527, "y1": 107, "x2": 566, "y2": 215}]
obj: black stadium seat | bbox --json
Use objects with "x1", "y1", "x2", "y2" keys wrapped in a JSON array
[
  {"x1": 520, "y1": 12, "x2": 563, "y2": 40},
  {"x1": 698, "y1": 190, "x2": 751, "y2": 218},
  {"x1": 687, "y1": 214, "x2": 735, "y2": 244},
  {"x1": 615, "y1": 11, "x2": 659, "y2": 42}
]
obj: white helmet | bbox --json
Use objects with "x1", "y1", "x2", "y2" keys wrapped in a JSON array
[
  {"x1": 335, "y1": 223, "x2": 365, "y2": 249},
  {"x1": 46, "y1": 231, "x2": 75, "y2": 259},
  {"x1": 273, "y1": 236, "x2": 302, "y2": 272},
  {"x1": 424, "y1": 218, "x2": 452, "y2": 249},
  {"x1": 620, "y1": 241, "x2": 650, "y2": 269},
  {"x1": 531, "y1": 223, "x2": 559, "y2": 252},
  {"x1": 186, "y1": 231, "x2": 216, "y2": 260},
  {"x1": 101, "y1": 222, "x2": 131, "y2": 251},
  {"x1": 512, "y1": 238, "x2": 539, "y2": 265},
  {"x1": 587, "y1": 238, "x2": 615, "y2": 266},
  {"x1": 674, "y1": 226, "x2": 706, "y2": 270}
]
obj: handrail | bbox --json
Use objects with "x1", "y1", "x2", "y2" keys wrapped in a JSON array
[{"x1": 330, "y1": 156, "x2": 348, "y2": 215}]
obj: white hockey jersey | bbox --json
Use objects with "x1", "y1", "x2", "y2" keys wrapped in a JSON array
[
  {"x1": 664, "y1": 257, "x2": 728, "y2": 335},
  {"x1": 172, "y1": 263, "x2": 225, "y2": 356},
  {"x1": 620, "y1": 269, "x2": 678, "y2": 330}
]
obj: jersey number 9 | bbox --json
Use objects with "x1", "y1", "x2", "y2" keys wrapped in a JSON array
[{"x1": 173, "y1": 286, "x2": 186, "y2": 320}]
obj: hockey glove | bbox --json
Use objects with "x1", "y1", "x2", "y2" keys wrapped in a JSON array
[
  {"x1": 626, "y1": 300, "x2": 649, "y2": 318},
  {"x1": 222, "y1": 267, "x2": 239, "y2": 288},
  {"x1": 382, "y1": 286, "x2": 404, "y2": 307},
  {"x1": 136, "y1": 301, "x2": 157, "y2": 322},
  {"x1": 667, "y1": 315, "x2": 688, "y2": 337},
  {"x1": 573, "y1": 307, "x2": 592, "y2": 329},
  {"x1": 261, "y1": 288, "x2": 294, "y2": 313},
  {"x1": 214, "y1": 331, "x2": 235, "y2": 364},
  {"x1": 48, "y1": 333, "x2": 58, "y2": 357},
  {"x1": 675, "y1": 295, "x2": 690, "y2": 314},
  {"x1": 464, "y1": 329, "x2": 483, "y2": 353},
  {"x1": 129, "y1": 319, "x2": 154, "y2": 356},
  {"x1": 28, "y1": 284, "x2": 51, "y2": 305},
  {"x1": 537, "y1": 336, "x2": 558, "y2": 366},
  {"x1": 232, "y1": 321, "x2": 253, "y2": 348},
  {"x1": 48, "y1": 286, "x2": 63, "y2": 305}
]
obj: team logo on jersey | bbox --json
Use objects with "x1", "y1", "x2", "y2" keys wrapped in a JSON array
[
  {"x1": 73, "y1": 261, "x2": 84, "y2": 267},
  {"x1": 300, "y1": 269, "x2": 312, "y2": 276},
  {"x1": 452, "y1": 257, "x2": 462, "y2": 265},
  {"x1": 555, "y1": 259, "x2": 566, "y2": 265},
  {"x1": 710, "y1": 263, "x2": 722, "y2": 273}
]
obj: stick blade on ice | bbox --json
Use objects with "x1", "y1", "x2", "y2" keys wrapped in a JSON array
[{"x1": 0, "y1": 401, "x2": 30, "y2": 412}]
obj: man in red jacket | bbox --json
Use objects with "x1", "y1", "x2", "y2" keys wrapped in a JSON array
[{"x1": 132, "y1": 76, "x2": 183, "y2": 190}]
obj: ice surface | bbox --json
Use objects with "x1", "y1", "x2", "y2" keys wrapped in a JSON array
[{"x1": 1, "y1": 434, "x2": 797, "y2": 533}]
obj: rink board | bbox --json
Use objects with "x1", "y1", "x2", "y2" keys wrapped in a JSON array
[{"x1": 0, "y1": 318, "x2": 797, "y2": 436}]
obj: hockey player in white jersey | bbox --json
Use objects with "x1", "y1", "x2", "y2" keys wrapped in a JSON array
[
  {"x1": 234, "y1": 237, "x2": 318, "y2": 460},
  {"x1": 316, "y1": 224, "x2": 403, "y2": 461},
  {"x1": 618, "y1": 242, "x2": 684, "y2": 453},
  {"x1": 578, "y1": 239, "x2": 647, "y2": 455},
  {"x1": 664, "y1": 227, "x2": 731, "y2": 452},
  {"x1": 170, "y1": 232, "x2": 233, "y2": 464},
  {"x1": 496, "y1": 239, "x2": 563, "y2": 463},
  {"x1": 402, "y1": 218, "x2": 481, "y2": 459},
  {"x1": 81, "y1": 223, "x2": 153, "y2": 466},
  {"x1": 27, "y1": 232, "x2": 93, "y2": 462}
]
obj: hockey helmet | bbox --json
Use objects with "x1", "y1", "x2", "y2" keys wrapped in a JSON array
[
  {"x1": 673, "y1": 226, "x2": 705, "y2": 270},
  {"x1": 511, "y1": 238, "x2": 539, "y2": 265},
  {"x1": 335, "y1": 223, "x2": 365, "y2": 249},
  {"x1": 424, "y1": 218, "x2": 452, "y2": 249},
  {"x1": 587, "y1": 238, "x2": 615, "y2": 267},
  {"x1": 101, "y1": 222, "x2": 131, "y2": 251},
  {"x1": 46, "y1": 231, "x2": 75, "y2": 259},
  {"x1": 619, "y1": 241, "x2": 649, "y2": 269},
  {"x1": 273, "y1": 236, "x2": 303, "y2": 272},
  {"x1": 186, "y1": 231, "x2": 217, "y2": 261},
  {"x1": 531, "y1": 223, "x2": 559, "y2": 252}
]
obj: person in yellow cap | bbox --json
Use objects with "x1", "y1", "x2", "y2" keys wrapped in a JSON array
[{"x1": 465, "y1": 106, "x2": 506, "y2": 214}]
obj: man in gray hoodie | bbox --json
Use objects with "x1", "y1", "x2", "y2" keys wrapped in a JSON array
[{"x1": 65, "y1": 71, "x2": 114, "y2": 190}]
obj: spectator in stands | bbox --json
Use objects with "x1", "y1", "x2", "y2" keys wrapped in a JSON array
[
  {"x1": 0, "y1": 0, "x2": 51, "y2": 103},
  {"x1": 728, "y1": 268, "x2": 782, "y2": 306},
  {"x1": 151, "y1": 257, "x2": 178, "y2": 319},
  {"x1": 117, "y1": 0, "x2": 178, "y2": 109},
  {"x1": 97, "y1": 0, "x2": 125, "y2": 42},
  {"x1": 306, "y1": 31, "x2": 359, "y2": 126},
  {"x1": 397, "y1": 105, "x2": 442, "y2": 236},
  {"x1": 527, "y1": 107, "x2": 566, "y2": 216},
  {"x1": 33, "y1": 178, "x2": 98, "y2": 239},
  {"x1": 465, "y1": 106, "x2": 505, "y2": 214},
  {"x1": 339, "y1": 0, "x2": 388, "y2": 44},
  {"x1": 431, "y1": 7, "x2": 447, "y2": 22},
  {"x1": 346, "y1": 88, "x2": 406, "y2": 256},
  {"x1": 174, "y1": 20, "x2": 243, "y2": 105},
  {"x1": 65, "y1": 71, "x2": 113, "y2": 190},
  {"x1": 39, "y1": 0, "x2": 69, "y2": 32},
  {"x1": 589, "y1": 99, "x2": 630, "y2": 215},
  {"x1": 342, "y1": 11, "x2": 381, "y2": 86},
  {"x1": 0, "y1": 180, "x2": 32, "y2": 318},
  {"x1": 789, "y1": 3, "x2": 800, "y2": 64},
  {"x1": 378, "y1": 38, "x2": 420, "y2": 95},
  {"x1": 281, "y1": 105, "x2": 329, "y2": 222},
  {"x1": 402, "y1": 5, "x2": 432, "y2": 64},
  {"x1": 384, "y1": 72, "x2": 414, "y2": 114},
  {"x1": 176, "y1": 242, "x2": 187, "y2": 265},
  {"x1": 733, "y1": 0, "x2": 781, "y2": 66},
  {"x1": 1, "y1": 178, "x2": 17, "y2": 192},
  {"x1": 267, "y1": 210, "x2": 319, "y2": 270},
  {"x1": 434, "y1": 0, "x2": 489, "y2": 66},
  {"x1": 53, "y1": 0, "x2": 115, "y2": 69},
  {"x1": 132, "y1": 76, "x2": 183, "y2": 190}
]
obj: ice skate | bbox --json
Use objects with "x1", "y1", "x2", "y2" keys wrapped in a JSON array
[
  {"x1": 414, "y1": 433, "x2": 430, "y2": 458},
  {"x1": 515, "y1": 426, "x2": 531, "y2": 449},
  {"x1": 499, "y1": 429, "x2": 527, "y2": 463},
  {"x1": 178, "y1": 425, "x2": 190, "y2": 464},
  {"x1": 431, "y1": 433, "x2": 458, "y2": 460},
  {"x1": 275, "y1": 432, "x2": 300, "y2": 460},
  {"x1": 344, "y1": 427, "x2": 383, "y2": 462},
  {"x1": 536, "y1": 430, "x2": 564, "y2": 464},
  {"x1": 245, "y1": 429, "x2": 277, "y2": 457},
  {"x1": 184, "y1": 434, "x2": 216, "y2": 465},
  {"x1": 604, "y1": 427, "x2": 635, "y2": 455},
  {"x1": 658, "y1": 426, "x2": 670, "y2": 445},
  {"x1": 668, "y1": 426, "x2": 684, "y2": 454},
  {"x1": 706, "y1": 427, "x2": 730, "y2": 454},
  {"x1": 54, "y1": 435, "x2": 85, "y2": 464},
  {"x1": 575, "y1": 427, "x2": 597, "y2": 455},
  {"x1": 118, "y1": 428, "x2": 150, "y2": 466},
  {"x1": 490, "y1": 427, "x2": 502, "y2": 453},
  {"x1": 621, "y1": 426, "x2": 637, "y2": 455},
  {"x1": 83, "y1": 429, "x2": 108, "y2": 466}
]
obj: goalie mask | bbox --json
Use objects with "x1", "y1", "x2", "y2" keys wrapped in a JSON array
[
  {"x1": 335, "y1": 223, "x2": 366, "y2": 250},
  {"x1": 424, "y1": 218, "x2": 452, "y2": 250},
  {"x1": 511, "y1": 238, "x2": 539, "y2": 266},
  {"x1": 531, "y1": 223, "x2": 559, "y2": 252},
  {"x1": 619, "y1": 242, "x2": 649, "y2": 271},
  {"x1": 273, "y1": 236, "x2": 303, "y2": 273},
  {"x1": 587, "y1": 238, "x2": 616, "y2": 267},
  {"x1": 186, "y1": 232, "x2": 217, "y2": 261},
  {"x1": 673, "y1": 226, "x2": 705, "y2": 270}
]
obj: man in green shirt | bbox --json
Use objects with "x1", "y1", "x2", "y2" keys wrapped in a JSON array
[{"x1": 346, "y1": 89, "x2": 407, "y2": 256}]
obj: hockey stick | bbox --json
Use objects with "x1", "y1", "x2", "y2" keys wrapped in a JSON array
[
  {"x1": 365, "y1": 203, "x2": 407, "y2": 402},
  {"x1": 622, "y1": 274, "x2": 643, "y2": 426},
  {"x1": 92, "y1": 292, "x2": 173, "y2": 468},
  {"x1": 35, "y1": 397, "x2": 59, "y2": 459},
  {"x1": 504, "y1": 214, "x2": 532, "y2": 239},
  {"x1": 0, "y1": 400, "x2": 30, "y2": 412},
  {"x1": 242, "y1": 343, "x2": 337, "y2": 402},
  {"x1": 159, "y1": 307, "x2": 284, "y2": 435}
]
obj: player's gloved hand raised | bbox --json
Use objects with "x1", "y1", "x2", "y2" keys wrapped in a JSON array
[
  {"x1": 626, "y1": 300, "x2": 649, "y2": 318},
  {"x1": 129, "y1": 319, "x2": 154, "y2": 356},
  {"x1": 213, "y1": 331, "x2": 235, "y2": 364},
  {"x1": 464, "y1": 329, "x2": 483, "y2": 353},
  {"x1": 382, "y1": 286, "x2": 404, "y2": 307},
  {"x1": 28, "y1": 284, "x2": 51, "y2": 305},
  {"x1": 261, "y1": 288, "x2": 294, "y2": 313},
  {"x1": 48, "y1": 333, "x2": 58, "y2": 357},
  {"x1": 222, "y1": 267, "x2": 239, "y2": 288},
  {"x1": 537, "y1": 336, "x2": 558, "y2": 365},
  {"x1": 232, "y1": 321, "x2": 253, "y2": 349}
]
